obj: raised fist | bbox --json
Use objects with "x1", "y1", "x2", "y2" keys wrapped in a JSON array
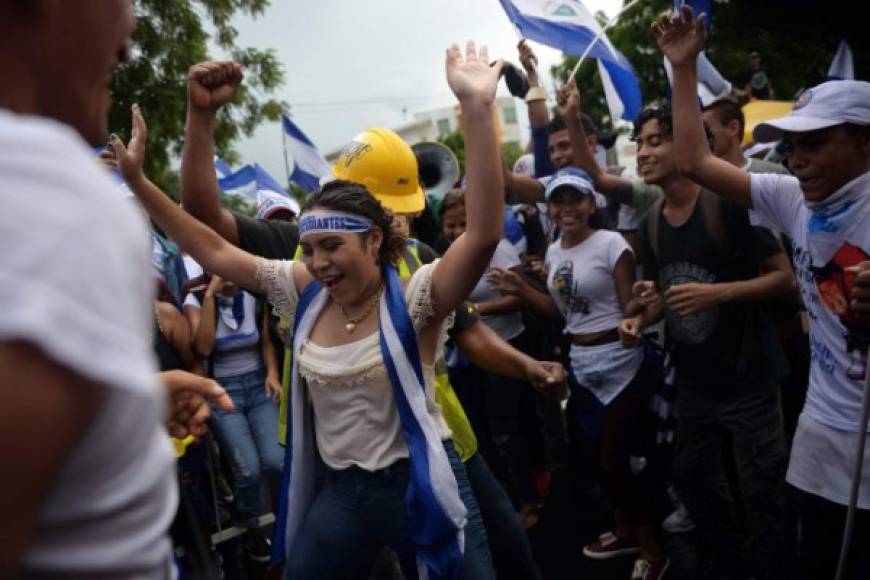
[{"x1": 187, "y1": 61, "x2": 244, "y2": 113}]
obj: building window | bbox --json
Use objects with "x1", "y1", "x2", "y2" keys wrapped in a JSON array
[
  {"x1": 437, "y1": 118, "x2": 451, "y2": 136},
  {"x1": 502, "y1": 106, "x2": 517, "y2": 125}
]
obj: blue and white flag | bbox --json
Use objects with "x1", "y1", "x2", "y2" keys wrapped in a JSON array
[
  {"x1": 827, "y1": 39, "x2": 854, "y2": 81},
  {"x1": 282, "y1": 113, "x2": 331, "y2": 192},
  {"x1": 214, "y1": 156, "x2": 233, "y2": 179},
  {"x1": 663, "y1": 52, "x2": 732, "y2": 107},
  {"x1": 218, "y1": 163, "x2": 287, "y2": 200},
  {"x1": 498, "y1": 0, "x2": 642, "y2": 121}
]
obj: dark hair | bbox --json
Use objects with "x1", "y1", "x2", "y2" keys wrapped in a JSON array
[
  {"x1": 439, "y1": 188, "x2": 466, "y2": 217},
  {"x1": 632, "y1": 100, "x2": 715, "y2": 149},
  {"x1": 547, "y1": 186, "x2": 608, "y2": 230},
  {"x1": 632, "y1": 101, "x2": 673, "y2": 140},
  {"x1": 547, "y1": 115, "x2": 566, "y2": 135},
  {"x1": 580, "y1": 112, "x2": 597, "y2": 135},
  {"x1": 301, "y1": 180, "x2": 404, "y2": 264},
  {"x1": 703, "y1": 98, "x2": 746, "y2": 140}
]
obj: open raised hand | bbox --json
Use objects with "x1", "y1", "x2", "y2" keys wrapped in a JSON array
[
  {"x1": 446, "y1": 41, "x2": 502, "y2": 106},
  {"x1": 110, "y1": 103, "x2": 147, "y2": 186},
  {"x1": 187, "y1": 61, "x2": 244, "y2": 113},
  {"x1": 652, "y1": 4, "x2": 707, "y2": 67}
]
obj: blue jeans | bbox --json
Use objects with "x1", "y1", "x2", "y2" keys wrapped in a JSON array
[
  {"x1": 285, "y1": 441, "x2": 494, "y2": 579},
  {"x1": 211, "y1": 367, "x2": 283, "y2": 526}
]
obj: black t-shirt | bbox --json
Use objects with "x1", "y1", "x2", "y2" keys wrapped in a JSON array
[
  {"x1": 235, "y1": 211, "x2": 300, "y2": 261},
  {"x1": 639, "y1": 194, "x2": 789, "y2": 396}
]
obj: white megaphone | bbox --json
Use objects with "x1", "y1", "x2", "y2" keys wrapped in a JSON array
[{"x1": 411, "y1": 142, "x2": 460, "y2": 201}]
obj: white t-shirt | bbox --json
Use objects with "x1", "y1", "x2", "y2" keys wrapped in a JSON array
[
  {"x1": 0, "y1": 110, "x2": 176, "y2": 577},
  {"x1": 184, "y1": 290, "x2": 262, "y2": 379},
  {"x1": 468, "y1": 239, "x2": 525, "y2": 341},
  {"x1": 546, "y1": 230, "x2": 633, "y2": 335},
  {"x1": 751, "y1": 172, "x2": 870, "y2": 507}
]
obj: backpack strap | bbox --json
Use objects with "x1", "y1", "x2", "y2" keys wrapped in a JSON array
[{"x1": 697, "y1": 189, "x2": 732, "y2": 258}]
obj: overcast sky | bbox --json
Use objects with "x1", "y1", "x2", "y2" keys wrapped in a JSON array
[{"x1": 228, "y1": 0, "x2": 623, "y2": 182}]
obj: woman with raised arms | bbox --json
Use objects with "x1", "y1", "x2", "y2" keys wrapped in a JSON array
[{"x1": 113, "y1": 42, "x2": 504, "y2": 580}]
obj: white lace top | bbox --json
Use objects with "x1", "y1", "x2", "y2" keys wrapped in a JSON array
[{"x1": 255, "y1": 259, "x2": 452, "y2": 471}]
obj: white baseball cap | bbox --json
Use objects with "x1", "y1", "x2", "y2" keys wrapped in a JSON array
[
  {"x1": 256, "y1": 190, "x2": 301, "y2": 220},
  {"x1": 513, "y1": 153, "x2": 535, "y2": 178},
  {"x1": 543, "y1": 167, "x2": 608, "y2": 208},
  {"x1": 753, "y1": 80, "x2": 870, "y2": 143}
]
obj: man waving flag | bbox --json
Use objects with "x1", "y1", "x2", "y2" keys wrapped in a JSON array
[{"x1": 498, "y1": 0, "x2": 642, "y2": 121}]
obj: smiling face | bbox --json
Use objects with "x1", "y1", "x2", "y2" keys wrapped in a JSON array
[
  {"x1": 299, "y1": 224, "x2": 383, "y2": 305},
  {"x1": 548, "y1": 129, "x2": 574, "y2": 169},
  {"x1": 635, "y1": 118, "x2": 678, "y2": 186},
  {"x1": 16, "y1": 0, "x2": 136, "y2": 145},
  {"x1": 441, "y1": 204, "x2": 467, "y2": 244},
  {"x1": 548, "y1": 187, "x2": 596, "y2": 236},
  {"x1": 782, "y1": 125, "x2": 870, "y2": 202}
]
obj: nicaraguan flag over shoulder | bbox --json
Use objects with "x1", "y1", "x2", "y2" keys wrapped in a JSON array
[
  {"x1": 218, "y1": 163, "x2": 287, "y2": 200},
  {"x1": 827, "y1": 39, "x2": 854, "y2": 81},
  {"x1": 498, "y1": 0, "x2": 642, "y2": 121},
  {"x1": 282, "y1": 113, "x2": 331, "y2": 192}
]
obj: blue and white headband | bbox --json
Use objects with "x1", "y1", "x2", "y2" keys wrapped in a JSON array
[{"x1": 298, "y1": 210, "x2": 373, "y2": 240}]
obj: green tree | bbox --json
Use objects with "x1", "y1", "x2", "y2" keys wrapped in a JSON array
[
  {"x1": 552, "y1": 0, "x2": 868, "y2": 129},
  {"x1": 438, "y1": 129, "x2": 467, "y2": 177},
  {"x1": 109, "y1": 0, "x2": 285, "y2": 194},
  {"x1": 437, "y1": 129, "x2": 524, "y2": 180}
]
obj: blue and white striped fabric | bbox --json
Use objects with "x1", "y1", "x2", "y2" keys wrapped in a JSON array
[
  {"x1": 283, "y1": 114, "x2": 332, "y2": 192},
  {"x1": 272, "y1": 265, "x2": 467, "y2": 579},
  {"x1": 497, "y1": 0, "x2": 642, "y2": 121},
  {"x1": 827, "y1": 39, "x2": 854, "y2": 81},
  {"x1": 214, "y1": 156, "x2": 233, "y2": 179},
  {"x1": 218, "y1": 163, "x2": 286, "y2": 201},
  {"x1": 663, "y1": 52, "x2": 732, "y2": 108}
]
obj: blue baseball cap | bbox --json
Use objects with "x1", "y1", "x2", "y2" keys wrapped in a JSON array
[{"x1": 543, "y1": 167, "x2": 607, "y2": 208}]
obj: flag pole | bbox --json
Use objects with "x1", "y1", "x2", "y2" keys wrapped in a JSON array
[
  {"x1": 280, "y1": 110, "x2": 293, "y2": 192},
  {"x1": 567, "y1": 0, "x2": 643, "y2": 83}
]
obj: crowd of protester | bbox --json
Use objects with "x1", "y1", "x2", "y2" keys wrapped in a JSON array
[{"x1": 3, "y1": 2, "x2": 870, "y2": 580}]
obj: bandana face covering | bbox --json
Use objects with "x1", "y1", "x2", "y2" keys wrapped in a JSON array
[{"x1": 298, "y1": 210, "x2": 372, "y2": 240}]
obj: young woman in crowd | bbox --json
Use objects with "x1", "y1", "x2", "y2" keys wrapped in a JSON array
[
  {"x1": 440, "y1": 188, "x2": 542, "y2": 528},
  {"x1": 112, "y1": 42, "x2": 505, "y2": 579},
  {"x1": 183, "y1": 269, "x2": 283, "y2": 562},
  {"x1": 489, "y1": 168, "x2": 669, "y2": 579}
]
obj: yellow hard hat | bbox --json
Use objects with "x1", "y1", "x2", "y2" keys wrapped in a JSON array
[{"x1": 332, "y1": 128, "x2": 425, "y2": 214}]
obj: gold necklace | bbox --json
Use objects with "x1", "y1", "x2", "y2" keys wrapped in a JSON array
[{"x1": 338, "y1": 284, "x2": 383, "y2": 334}]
